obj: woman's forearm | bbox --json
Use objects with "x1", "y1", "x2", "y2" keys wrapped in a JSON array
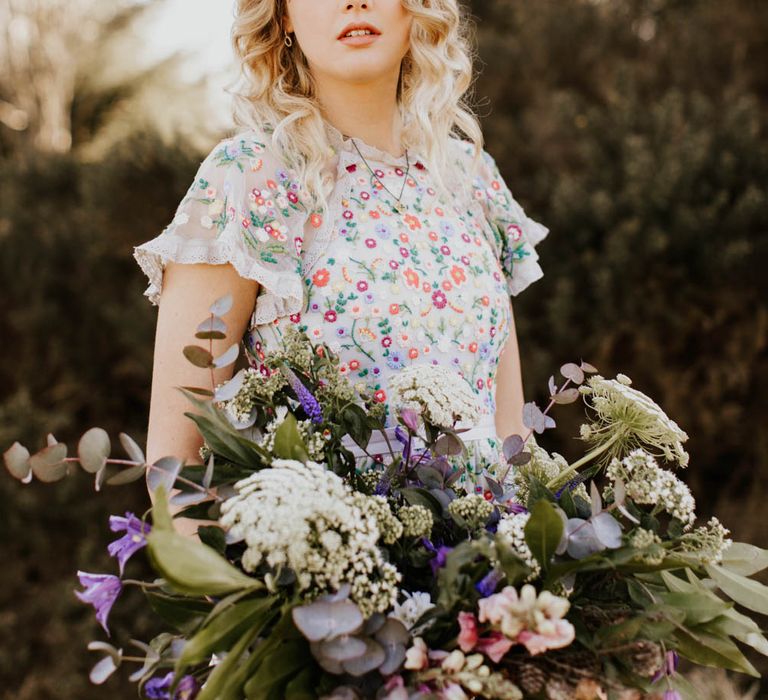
[{"x1": 494, "y1": 299, "x2": 527, "y2": 441}]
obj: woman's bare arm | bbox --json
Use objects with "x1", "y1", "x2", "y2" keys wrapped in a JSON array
[
  {"x1": 494, "y1": 299, "x2": 527, "y2": 441},
  {"x1": 146, "y1": 260, "x2": 259, "y2": 539}
]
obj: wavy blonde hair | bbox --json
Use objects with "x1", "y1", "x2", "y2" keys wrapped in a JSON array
[{"x1": 228, "y1": 0, "x2": 484, "y2": 220}]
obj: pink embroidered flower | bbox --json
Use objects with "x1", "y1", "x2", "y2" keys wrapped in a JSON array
[{"x1": 432, "y1": 290, "x2": 447, "y2": 309}]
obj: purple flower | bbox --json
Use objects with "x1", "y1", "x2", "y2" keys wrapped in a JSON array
[
  {"x1": 663, "y1": 692, "x2": 682, "y2": 700},
  {"x1": 107, "y1": 511, "x2": 151, "y2": 576},
  {"x1": 653, "y1": 649, "x2": 680, "y2": 682},
  {"x1": 145, "y1": 671, "x2": 201, "y2": 700},
  {"x1": 507, "y1": 501, "x2": 528, "y2": 515},
  {"x1": 399, "y1": 407, "x2": 420, "y2": 433},
  {"x1": 74, "y1": 572, "x2": 123, "y2": 637},
  {"x1": 475, "y1": 568, "x2": 503, "y2": 597},
  {"x1": 422, "y1": 539, "x2": 454, "y2": 576},
  {"x1": 283, "y1": 366, "x2": 323, "y2": 424}
]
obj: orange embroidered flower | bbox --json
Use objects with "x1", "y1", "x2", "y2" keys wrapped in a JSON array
[
  {"x1": 370, "y1": 210, "x2": 381, "y2": 219},
  {"x1": 312, "y1": 268, "x2": 330, "y2": 287},
  {"x1": 442, "y1": 280, "x2": 453, "y2": 292},
  {"x1": 403, "y1": 214, "x2": 421, "y2": 231},
  {"x1": 266, "y1": 179, "x2": 278, "y2": 190},
  {"x1": 428, "y1": 231, "x2": 439, "y2": 241},
  {"x1": 389, "y1": 303, "x2": 400, "y2": 315},
  {"x1": 422, "y1": 282, "x2": 431, "y2": 293},
  {"x1": 399, "y1": 233, "x2": 410, "y2": 244},
  {"x1": 450, "y1": 265, "x2": 466, "y2": 285},
  {"x1": 434, "y1": 207, "x2": 444, "y2": 217},
  {"x1": 373, "y1": 389, "x2": 387, "y2": 403},
  {"x1": 408, "y1": 348, "x2": 419, "y2": 359},
  {"x1": 349, "y1": 359, "x2": 360, "y2": 370},
  {"x1": 481, "y1": 296, "x2": 490, "y2": 306},
  {"x1": 491, "y1": 180, "x2": 501, "y2": 191},
  {"x1": 469, "y1": 342, "x2": 478, "y2": 353},
  {"x1": 404, "y1": 268, "x2": 420, "y2": 288},
  {"x1": 310, "y1": 213, "x2": 323, "y2": 228}
]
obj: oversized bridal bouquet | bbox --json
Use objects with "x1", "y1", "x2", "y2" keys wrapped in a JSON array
[{"x1": 5, "y1": 293, "x2": 768, "y2": 700}]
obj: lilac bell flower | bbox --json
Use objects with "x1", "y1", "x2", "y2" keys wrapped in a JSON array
[
  {"x1": 475, "y1": 568, "x2": 504, "y2": 597},
  {"x1": 663, "y1": 692, "x2": 682, "y2": 700},
  {"x1": 422, "y1": 539, "x2": 454, "y2": 576},
  {"x1": 74, "y1": 572, "x2": 123, "y2": 637},
  {"x1": 108, "y1": 511, "x2": 151, "y2": 576},
  {"x1": 145, "y1": 671, "x2": 201, "y2": 700}
]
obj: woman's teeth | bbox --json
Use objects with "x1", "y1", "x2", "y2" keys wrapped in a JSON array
[{"x1": 344, "y1": 29, "x2": 373, "y2": 37}]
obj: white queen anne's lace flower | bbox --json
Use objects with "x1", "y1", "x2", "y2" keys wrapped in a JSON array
[
  {"x1": 388, "y1": 365, "x2": 481, "y2": 430},
  {"x1": 389, "y1": 590, "x2": 435, "y2": 630},
  {"x1": 218, "y1": 459, "x2": 400, "y2": 616},
  {"x1": 496, "y1": 512, "x2": 541, "y2": 580},
  {"x1": 606, "y1": 448, "x2": 696, "y2": 527},
  {"x1": 580, "y1": 373, "x2": 689, "y2": 468}
]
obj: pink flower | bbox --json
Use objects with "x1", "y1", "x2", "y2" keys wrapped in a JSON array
[
  {"x1": 518, "y1": 619, "x2": 575, "y2": 655},
  {"x1": 457, "y1": 611, "x2": 479, "y2": 652},
  {"x1": 475, "y1": 631, "x2": 514, "y2": 663}
]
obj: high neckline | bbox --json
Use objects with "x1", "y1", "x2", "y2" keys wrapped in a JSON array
[{"x1": 322, "y1": 118, "x2": 420, "y2": 168}]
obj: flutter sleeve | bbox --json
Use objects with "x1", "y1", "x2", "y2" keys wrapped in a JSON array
[
  {"x1": 133, "y1": 130, "x2": 309, "y2": 324},
  {"x1": 474, "y1": 148, "x2": 550, "y2": 297}
]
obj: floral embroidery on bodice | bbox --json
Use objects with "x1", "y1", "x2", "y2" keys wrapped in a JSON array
[{"x1": 133, "y1": 120, "x2": 549, "y2": 491}]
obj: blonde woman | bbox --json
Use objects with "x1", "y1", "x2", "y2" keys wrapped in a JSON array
[{"x1": 133, "y1": 0, "x2": 549, "y2": 538}]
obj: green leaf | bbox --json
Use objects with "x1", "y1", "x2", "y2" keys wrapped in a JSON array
[
  {"x1": 272, "y1": 412, "x2": 310, "y2": 462},
  {"x1": 147, "y1": 530, "x2": 261, "y2": 596},
  {"x1": 151, "y1": 484, "x2": 174, "y2": 531},
  {"x1": 673, "y1": 626, "x2": 760, "y2": 677},
  {"x1": 198, "y1": 525, "x2": 227, "y2": 556},
  {"x1": 343, "y1": 404, "x2": 372, "y2": 449},
  {"x1": 493, "y1": 536, "x2": 531, "y2": 586},
  {"x1": 658, "y1": 591, "x2": 733, "y2": 625},
  {"x1": 243, "y1": 640, "x2": 308, "y2": 699},
  {"x1": 178, "y1": 596, "x2": 277, "y2": 667},
  {"x1": 280, "y1": 666, "x2": 315, "y2": 700},
  {"x1": 401, "y1": 487, "x2": 444, "y2": 518},
  {"x1": 719, "y1": 542, "x2": 768, "y2": 576},
  {"x1": 705, "y1": 563, "x2": 768, "y2": 615},
  {"x1": 194, "y1": 619, "x2": 268, "y2": 700},
  {"x1": 77, "y1": 427, "x2": 111, "y2": 473},
  {"x1": 145, "y1": 592, "x2": 213, "y2": 634},
  {"x1": 704, "y1": 613, "x2": 768, "y2": 657},
  {"x1": 524, "y1": 499, "x2": 564, "y2": 571}
]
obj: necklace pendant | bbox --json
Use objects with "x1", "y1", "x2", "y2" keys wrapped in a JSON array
[{"x1": 393, "y1": 200, "x2": 406, "y2": 215}]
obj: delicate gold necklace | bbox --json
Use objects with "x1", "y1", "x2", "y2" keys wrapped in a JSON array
[{"x1": 349, "y1": 137, "x2": 410, "y2": 215}]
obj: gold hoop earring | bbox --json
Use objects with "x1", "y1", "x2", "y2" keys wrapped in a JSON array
[{"x1": 284, "y1": 32, "x2": 293, "y2": 47}]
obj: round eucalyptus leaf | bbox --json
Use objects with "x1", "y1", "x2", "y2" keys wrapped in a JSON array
[
  {"x1": 3, "y1": 441, "x2": 31, "y2": 481},
  {"x1": 147, "y1": 456, "x2": 183, "y2": 493},
  {"x1": 213, "y1": 368, "x2": 245, "y2": 402},
  {"x1": 105, "y1": 464, "x2": 147, "y2": 486},
  {"x1": 89, "y1": 655, "x2": 119, "y2": 685},
  {"x1": 119, "y1": 432, "x2": 145, "y2": 465},
  {"x1": 196, "y1": 316, "x2": 227, "y2": 339},
  {"x1": 580, "y1": 360, "x2": 599, "y2": 373},
  {"x1": 320, "y1": 635, "x2": 368, "y2": 662},
  {"x1": 560, "y1": 362, "x2": 585, "y2": 384},
  {"x1": 341, "y1": 637, "x2": 386, "y2": 676},
  {"x1": 212, "y1": 342, "x2": 240, "y2": 369},
  {"x1": 502, "y1": 434, "x2": 524, "y2": 460},
  {"x1": 183, "y1": 345, "x2": 214, "y2": 368},
  {"x1": 208, "y1": 293, "x2": 233, "y2": 317},
  {"x1": 552, "y1": 388, "x2": 581, "y2": 404},
  {"x1": 29, "y1": 443, "x2": 69, "y2": 483},
  {"x1": 78, "y1": 427, "x2": 111, "y2": 473}
]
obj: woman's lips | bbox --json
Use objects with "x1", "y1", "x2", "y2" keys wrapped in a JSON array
[{"x1": 338, "y1": 33, "x2": 381, "y2": 47}]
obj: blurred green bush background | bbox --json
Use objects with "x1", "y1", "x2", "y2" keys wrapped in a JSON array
[{"x1": 1, "y1": 0, "x2": 766, "y2": 697}]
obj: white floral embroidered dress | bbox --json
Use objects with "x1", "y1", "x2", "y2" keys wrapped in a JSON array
[{"x1": 133, "y1": 121, "x2": 549, "y2": 493}]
